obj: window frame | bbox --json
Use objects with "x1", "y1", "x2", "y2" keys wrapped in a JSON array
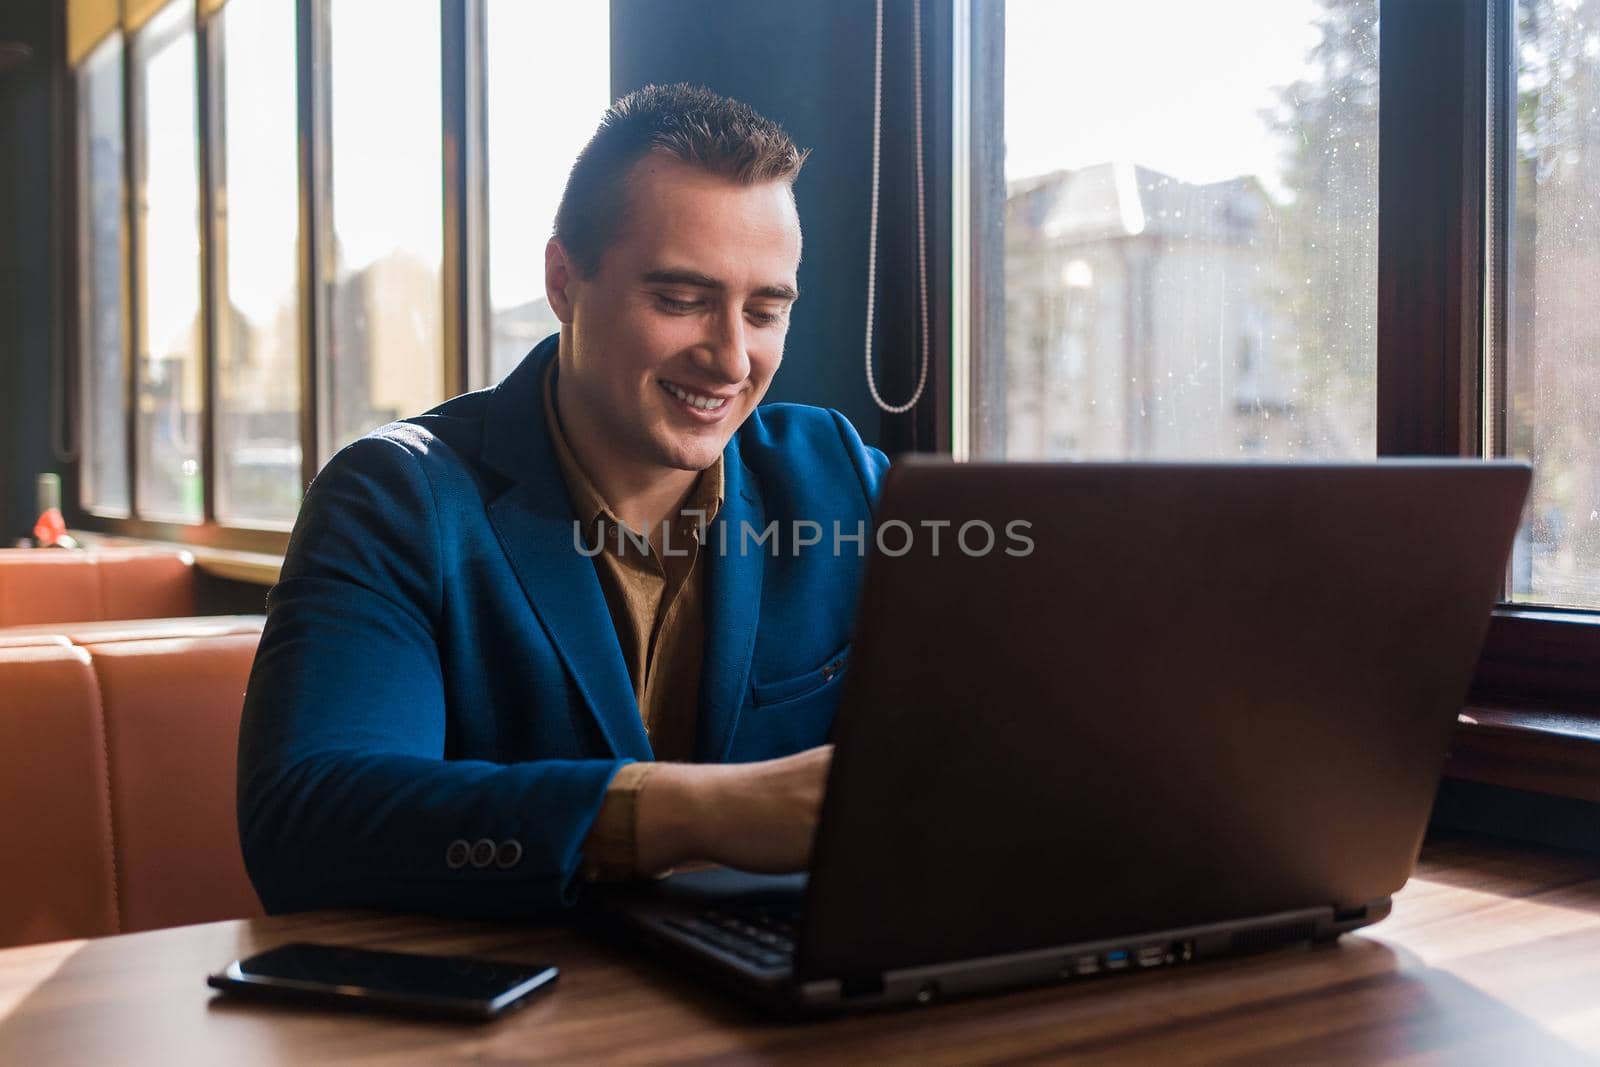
[
  {"x1": 202, "y1": 0, "x2": 308, "y2": 529},
  {"x1": 959, "y1": 0, "x2": 1600, "y2": 796},
  {"x1": 1380, "y1": 0, "x2": 1600, "y2": 786},
  {"x1": 1460, "y1": 0, "x2": 1600, "y2": 789},
  {"x1": 127, "y1": 1, "x2": 207, "y2": 526},
  {"x1": 313, "y1": 0, "x2": 455, "y2": 468},
  {"x1": 64, "y1": 0, "x2": 484, "y2": 554},
  {"x1": 71, "y1": 31, "x2": 132, "y2": 519}
]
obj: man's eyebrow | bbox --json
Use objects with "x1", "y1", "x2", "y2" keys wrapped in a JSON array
[{"x1": 641, "y1": 268, "x2": 799, "y2": 302}]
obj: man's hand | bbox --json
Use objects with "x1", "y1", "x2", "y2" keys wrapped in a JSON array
[{"x1": 634, "y1": 745, "x2": 834, "y2": 875}]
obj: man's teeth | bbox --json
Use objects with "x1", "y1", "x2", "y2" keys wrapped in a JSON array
[{"x1": 662, "y1": 381, "x2": 728, "y2": 411}]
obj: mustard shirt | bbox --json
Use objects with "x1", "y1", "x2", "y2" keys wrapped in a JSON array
[{"x1": 543, "y1": 359, "x2": 723, "y2": 878}]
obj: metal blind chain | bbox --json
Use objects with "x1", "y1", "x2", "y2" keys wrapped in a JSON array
[{"x1": 864, "y1": 0, "x2": 930, "y2": 415}]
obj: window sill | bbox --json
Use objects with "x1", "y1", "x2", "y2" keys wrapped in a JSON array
[
  {"x1": 68, "y1": 530, "x2": 283, "y2": 587},
  {"x1": 188, "y1": 546, "x2": 283, "y2": 586},
  {"x1": 1447, "y1": 705, "x2": 1600, "y2": 805}
]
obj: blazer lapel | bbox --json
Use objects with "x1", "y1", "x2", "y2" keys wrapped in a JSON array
[
  {"x1": 481, "y1": 338, "x2": 652, "y2": 761},
  {"x1": 697, "y1": 444, "x2": 766, "y2": 762}
]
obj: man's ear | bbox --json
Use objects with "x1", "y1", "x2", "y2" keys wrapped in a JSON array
[{"x1": 545, "y1": 237, "x2": 578, "y2": 324}]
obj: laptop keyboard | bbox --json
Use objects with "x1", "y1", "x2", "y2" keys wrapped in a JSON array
[{"x1": 661, "y1": 905, "x2": 798, "y2": 971}]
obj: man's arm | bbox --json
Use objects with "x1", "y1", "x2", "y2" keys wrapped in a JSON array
[
  {"x1": 640, "y1": 746, "x2": 835, "y2": 871},
  {"x1": 237, "y1": 431, "x2": 631, "y2": 917},
  {"x1": 584, "y1": 746, "x2": 834, "y2": 879}
]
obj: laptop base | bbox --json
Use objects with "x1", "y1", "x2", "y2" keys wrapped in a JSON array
[{"x1": 598, "y1": 868, "x2": 1390, "y2": 1016}]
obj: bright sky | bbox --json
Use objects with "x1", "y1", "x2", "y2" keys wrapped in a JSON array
[{"x1": 1005, "y1": 0, "x2": 1329, "y2": 197}]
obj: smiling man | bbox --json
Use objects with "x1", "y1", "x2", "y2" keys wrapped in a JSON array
[{"x1": 237, "y1": 84, "x2": 889, "y2": 916}]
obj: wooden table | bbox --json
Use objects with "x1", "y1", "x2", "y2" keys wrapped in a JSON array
[{"x1": 3, "y1": 832, "x2": 1599, "y2": 1065}]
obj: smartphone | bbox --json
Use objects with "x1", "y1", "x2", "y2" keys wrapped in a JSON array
[{"x1": 207, "y1": 942, "x2": 559, "y2": 1021}]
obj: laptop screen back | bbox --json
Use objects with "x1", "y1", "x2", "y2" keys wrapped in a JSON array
[{"x1": 800, "y1": 460, "x2": 1529, "y2": 977}]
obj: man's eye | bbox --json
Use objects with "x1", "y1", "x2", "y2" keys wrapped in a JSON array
[
  {"x1": 746, "y1": 310, "x2": 784, "y2": 328},
  {"x1": 656, "y1": 295, "x2": 700, "y2": 313}
]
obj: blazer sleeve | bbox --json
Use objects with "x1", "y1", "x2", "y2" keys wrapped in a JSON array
[{"x1": 236, "y1": 431, "x2": 628, "y2": 918}]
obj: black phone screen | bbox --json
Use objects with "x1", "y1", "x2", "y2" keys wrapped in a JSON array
[{"x1": 209, "y1": 942, "x2": 558, "y2": 1020}]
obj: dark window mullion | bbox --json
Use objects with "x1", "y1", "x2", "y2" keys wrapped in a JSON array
[
  {"x1": 297, "y1": 0, "x2": 327, "y2": 491},
  {"x1": 465, "y1": 0, "x2": 488, "y2": 392},
  {"x1": 63, "y1": 27, "x2": 81, "y2": 521},
  {"x1": 1470, "y1": 0, "x2": 1600, "y2": 714},
  {"x1": 965, "y1": 0, "x2": 1004, "y2": 460},
  {"x1": 122, "y1": 19, "x2": 141, "y2": 521},
  {"x1": 1376, "y1": 0, "x2": 1488, "y2": 458},
  {"x1": 195, "y1": 1, "x2": 219, "y2": 525},
  {"x1": 1485, "y1": 0, "x2": 1515, "y2": 464},
  {"x1": 440, "y1": 0, "x2": 471, "y2": 399},
  {"x1": 920, "y1": 0, "x2": 954, "y2": 455}
]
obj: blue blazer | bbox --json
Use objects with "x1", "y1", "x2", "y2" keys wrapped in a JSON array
[{"x1": 238, "y1": 335, "x2": 890, "y2": 917}]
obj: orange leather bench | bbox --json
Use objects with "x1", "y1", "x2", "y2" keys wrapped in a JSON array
[
  {"x1": 0, "y1": 643, "x2": 116, "y2": 945},
  {"x1": 0, "y1": 617, "x2": 267, "y2": 948},
  {"x1": 0, "y1": 548, "x2": 198, "y2": 628}
]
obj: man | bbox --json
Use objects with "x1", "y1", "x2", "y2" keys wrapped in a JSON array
[{"x1": 238, "y1": 84, "x2": 889, "y2": 917}]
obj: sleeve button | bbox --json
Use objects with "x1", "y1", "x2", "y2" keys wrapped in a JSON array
[
  {"x1": 496, "y1": 839, "x2": 523, "y2": 869},
  {"x1": 471, "y1": 838, "x2": 497, "y2": 868},
  {"x1": 445, "y1": 839, "x2": 471, "y2": 869}
]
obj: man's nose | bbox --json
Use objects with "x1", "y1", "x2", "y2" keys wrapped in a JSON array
[{"x1": 699, "y1": 308, "x2": 751, "y2": 383}]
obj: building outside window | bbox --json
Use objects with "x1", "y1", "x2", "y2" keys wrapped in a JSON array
[
  {"x1": 1506, "y1": 0, "x2": 1600, "y2": 609},
  {"x1": 992, "y1": 0, "x2": 1378, "y2": 464}
]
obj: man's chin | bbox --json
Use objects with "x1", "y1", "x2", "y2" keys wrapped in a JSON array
[{"x1": 655, "y1": 435, "x2": 727, "y2": 473}]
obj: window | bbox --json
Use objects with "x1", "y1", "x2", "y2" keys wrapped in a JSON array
[
  {"x1": 131, "y1": 0, "x2": 203, "y2": 522},
  {"x1": 210, "y1": 0, "x2": 302, "y2": 525},
  {"x1": 77, "y1": 33, "x2": 127, "y2": 515},
  {"x1": 483, "y1": 0, "x2": 611, "y2": 384},
  {"x1": 69, "y1": 1, "x2": 610, "y2": 548},
  {"x1": 322, "y1": 0, "x2": 444, "y2": 460},
  {"x1": 1504, "y1": 0, "x2": 1600, "y2": 610},
  {"x1": 988, "y1": 0, "x2": 1378, "y2": 461},
  {"x1": 963, "y1": 0, "x2": 1600, "y2": 789}
]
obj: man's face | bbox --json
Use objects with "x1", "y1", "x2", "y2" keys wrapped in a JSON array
[{"x1": 548, "y1": 154, "x2": 802, "y2": 477}]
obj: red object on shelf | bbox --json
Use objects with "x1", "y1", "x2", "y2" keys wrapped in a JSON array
[{"x1": 32, "y1": 508, "x2": 68, "y2": 547}]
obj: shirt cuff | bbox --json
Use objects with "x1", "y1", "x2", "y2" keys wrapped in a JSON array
[{"x1": 581, "y1": 761, "x2": 657, "y2": 882}]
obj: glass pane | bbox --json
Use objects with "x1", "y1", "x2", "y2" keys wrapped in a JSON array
[
  {"x1": 324, "y1": 0, "x2": 443, "y2": 458},
  {"x1": 990, "y1": 0, "x2": 1378, "y2": 460},
  {"x1": 133, "y1": 0, "x2": 203, "y2": 521},
  {"x1": 79, "y1": 35, "x2": 129, "y2": 514},
  {"x1": 212, "y1": 0, "x2": 302, "y2": 525},
  {"x1": 483, "y1": 0, "x2": 610, "y2": 383},
  {"x1": 1506, "y1": 0, "x2": 1600, "y2": 608}
]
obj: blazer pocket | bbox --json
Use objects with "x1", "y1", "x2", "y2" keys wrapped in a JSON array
[{"x1": 750, "y1": 644, "x2": 851, "y2": 707}]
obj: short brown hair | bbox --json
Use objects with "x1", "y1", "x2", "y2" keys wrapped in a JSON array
[{"x1": 554, "y1": 83, "x2": 809, "y2": 277}]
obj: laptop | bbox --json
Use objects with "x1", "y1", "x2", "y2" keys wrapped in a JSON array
[{"x1": 595, "y1": 458, "x2": 1531, "y2": 1015}]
